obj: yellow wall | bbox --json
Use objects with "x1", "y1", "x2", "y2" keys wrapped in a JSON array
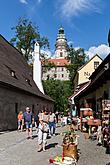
[{"x1": 78, "y1": 56, "x2": 102, "y2": 85}]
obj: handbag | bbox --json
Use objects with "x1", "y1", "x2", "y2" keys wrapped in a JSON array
[
  {"x1": 39, "y1": 123, "x2": 49, "y2": 133},
  {"x1": 43, "y1": 123, "x2": 49, "y2": 133}
]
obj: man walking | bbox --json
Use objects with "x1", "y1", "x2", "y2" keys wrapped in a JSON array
[{"x1": 22, "y1": 107, "x2": 34, "y2": 139}]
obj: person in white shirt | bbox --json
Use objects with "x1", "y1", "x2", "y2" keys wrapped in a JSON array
[{"x1": 38, "y1": 109, "x2": 49, "y2": 152}]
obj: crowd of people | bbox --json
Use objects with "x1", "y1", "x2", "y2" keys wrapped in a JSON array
[
  {"x1": 17, "y1": 107, "x2": 57, "y2": 152},
  {"x1": 17, "y1": 108, "x2": 110, "y2": 154}
]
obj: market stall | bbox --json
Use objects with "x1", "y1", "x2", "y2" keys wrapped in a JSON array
[{"x1": 80, "y1": 108, "x2": 93, "y2": 132}]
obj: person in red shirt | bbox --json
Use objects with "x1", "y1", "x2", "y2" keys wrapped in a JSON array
[{"x1": 17, "y1": 111, "x2": 23, "y2": 131}]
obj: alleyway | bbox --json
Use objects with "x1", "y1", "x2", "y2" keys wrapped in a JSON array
[{"x1": 0, "y1": 126, "x2": 109, "y2": 165}]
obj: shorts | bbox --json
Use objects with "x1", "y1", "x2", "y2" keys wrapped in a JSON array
[
  {"x1": 18, "y1": 120, "x2": 22, "y2": 126},
  {"x1": 25, "y1": 122, "x2": 32, "y2": 129}
]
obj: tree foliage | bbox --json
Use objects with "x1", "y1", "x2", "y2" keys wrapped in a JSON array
[
  {"x1": 66, "y1": 46, "x2": 88, "y2": 87},
  {"x1": 43, "y1": 80, "x2": 72, "y2": 112},
  {"x1": 10, "y1": 17, "x2": 49, "y2": 62}
]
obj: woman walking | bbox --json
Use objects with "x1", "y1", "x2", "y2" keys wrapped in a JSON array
[{"x1": 38, "y1": 109, "x2": 49, "y2": 152}]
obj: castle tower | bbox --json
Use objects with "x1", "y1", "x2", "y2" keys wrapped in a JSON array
[
  {"x1": 33, "y1": 42, "x2": 44, "y2": 94},
  {"x1": 55, "y1": 26, "x2": 69, "y2": 58}
]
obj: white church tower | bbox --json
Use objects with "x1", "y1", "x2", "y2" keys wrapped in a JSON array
[{"x1": 33, "y1": 42, "x2": 44, "y2": 94}]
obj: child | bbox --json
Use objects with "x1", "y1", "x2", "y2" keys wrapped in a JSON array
[{"x1": 17, "y1": 111, "x2": 23, "y2": 131}]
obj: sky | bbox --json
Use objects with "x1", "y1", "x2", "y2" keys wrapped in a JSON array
[{"x1": 0, "y1": 0, "x2": 110, "y2": 59}]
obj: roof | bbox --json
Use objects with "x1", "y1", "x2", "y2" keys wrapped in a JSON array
[
  {"x1": 89, "y1": 53, "x2": 110, "y2": 80},
  {"x1": 42, "y1": 58, "x2": 69, "y2": 67},
  {"x1": 69, "y1": 81, "x2": 90, "y2": 100},
  {"x1": 0, "y1": 35, "x2": 53, "y2": 102},
  {"x1": 77, "y1": 54, "x2": 103, "y2": 71}
]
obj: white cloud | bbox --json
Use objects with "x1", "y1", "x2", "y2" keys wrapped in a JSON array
[
  {"x1": 58, "y1": 0, "x2": 103, "y2": 18},
  {"x1": 85, "y1": 44, "x2": 110, "y2": 59},
  {"x1": 68, "y1": 41, "x2": 74, "y2": 47},
  {"x1": 19, "y1": 0, "x2": 42, "y2": 5},
  {"x1": 19, "y1": 0, "x2": 28, "y2": 4}
]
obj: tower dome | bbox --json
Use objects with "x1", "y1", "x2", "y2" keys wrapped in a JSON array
[{"x1": 59, "y1": 27, "x2": 64, "y2": 34}]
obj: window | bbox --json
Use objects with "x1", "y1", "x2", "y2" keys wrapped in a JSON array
[
  {"x1": 11, "y1": 70, "x2": 15, "y2": 77},
  {"x1": 94, "y1": 61, "x2": 99, "y2": 69},
  {"x1": 60, "y1": 52, "x2": 63, "y2": 57},
  {"x1": 47, "y1": 75, "x2": 50, "y2": 80},
  {"x1": 10, "y1": 70, "x2": 18, "y2": 79},
  {"x1": 54, "y1": 74, "x2": 57, "y2": 78},
  {"x1": 62, "y1": 74, "x2": 64, "y2": 78},
  {"x1": 4, "y1": 65, "x2": 17, "y2": 79},
  {"x1": 25, "y1": 78, "x2": 32, "y2": 86},
  {"x1": 62, "y1": 67, "x2": 64, "y2": 71}
]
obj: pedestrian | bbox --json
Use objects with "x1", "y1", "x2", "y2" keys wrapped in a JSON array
[
  {"x1": 49, "y1": 111, "x2": 56, "y2": 136},
  {"x1": 97, "y1": 125, "x2": 102, "y2": 145},
  {"x1": 34, "y1": 113, "x2": 39, "y2": 134},
  {"x1": 17, "y1": 111, "x2": 23, "y2": 131},
  {"x1": 22, "y1": 107, "x2": 34, "y2": 139},
  {"x1": 55, "y1": 111, "x2": 59, "y2": 124},
  {"x1": 61, "y1": 115, "x2": 65, "y2": 127},
  {"x1": 38, "y1": 109, "x2": 49, "y2": 152}
]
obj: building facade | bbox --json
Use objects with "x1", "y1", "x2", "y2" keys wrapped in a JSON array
[
  {"x1": 73, "y1": 54, "x2": 103, "y2": 89},
  {"x1": 74, "y1": 53, "x2": 110, "y2": 122},
  {"x1": 42, "y1": 27, "x2": 70, "y2": 81},
  {"x1": 69, "y1": 54, "x2": 103, "y2": 116},
  {"x1": 0, "y1": 35, "x2": 54, "y2": 131}
]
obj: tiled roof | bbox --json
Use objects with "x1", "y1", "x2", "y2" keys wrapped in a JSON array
[
  {"x1": 0, "y1": 35, "x2": 53, "y2": 102},
  {"x1": 42, "y1": 58, "x2": 69, "y2": 66},
  {"x1": 69, "y1": 81, "x2": 90, "y2": 100}
]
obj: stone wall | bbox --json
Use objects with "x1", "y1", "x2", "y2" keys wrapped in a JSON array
[{"x1": 0, "y1": 86, "x2": 54, "y2": 131}]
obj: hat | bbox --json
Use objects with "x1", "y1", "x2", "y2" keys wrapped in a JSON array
[{"x1": 26, "y1": 107, "x2": 30, "y2": 110}]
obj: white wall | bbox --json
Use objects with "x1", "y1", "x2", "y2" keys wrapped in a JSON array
[{"x1": 33, "y1": 42, "x2": 44, "y2": 94}]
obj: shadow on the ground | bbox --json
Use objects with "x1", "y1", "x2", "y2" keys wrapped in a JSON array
[
  {"x1": 106, "y1": 162, "x2": 110, "y2": 165},
  {"x1": 78, "y1": 148, "x2": 81, "y2": 154},
  {"x1": 47, "y1": 133, "x2": 60, "y2": 139},
  {"x1": 46, "y1": 143, "x2": 58, "y2": 150},
  {"x1": 56, "y1": 125, "x2": 61, "y2": 128},
  {"x1": 32, "y1": 134, "x2": 38, "y2": 139},
  {"x1": 55, "y1": 132, "x2": 60, "y2": 136}
]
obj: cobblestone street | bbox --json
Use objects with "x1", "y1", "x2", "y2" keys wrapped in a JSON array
[{"x1": 0, "y1": 126, "x2": 110, "y2": 165}]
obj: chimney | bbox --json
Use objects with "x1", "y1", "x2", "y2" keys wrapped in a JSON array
[{"x1": 33, "y1": 42, "x2": 44, "y2": 94}]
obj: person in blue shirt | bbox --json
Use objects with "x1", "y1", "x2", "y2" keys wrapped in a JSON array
[{"x1": 22, "y1": 107, "x2": 34, "y2": 139}]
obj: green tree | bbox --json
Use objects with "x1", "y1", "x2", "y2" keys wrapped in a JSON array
[
  {"x1": 10, "y1": 17, "x2": 49, "y2": 62},
  {"x1": 43, "y1": 80, "x2": 72, "y2": 112},
  {"x1": 66, "y1": 45, "x2": 88, "y2": 88}
]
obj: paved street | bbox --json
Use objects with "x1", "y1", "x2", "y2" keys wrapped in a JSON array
[{"x1": 0, "y1": 126, "x2": 110, "y2": 165}]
